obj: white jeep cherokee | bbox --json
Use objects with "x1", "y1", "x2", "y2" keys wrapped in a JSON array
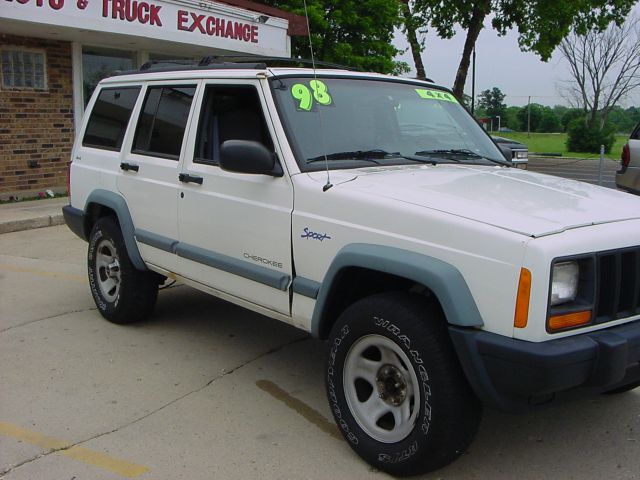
[{"x1": 63, "y1": 59, "x2": 640, "y2": 476}]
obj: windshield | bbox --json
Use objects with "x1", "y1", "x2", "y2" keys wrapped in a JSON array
[{"x1": 271, "y1": 76, "x2": 507, "y2": 171}]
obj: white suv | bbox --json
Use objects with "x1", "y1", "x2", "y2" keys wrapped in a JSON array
[{"x1": 64, "y1": 59, "x2": 640, "y2": 476}]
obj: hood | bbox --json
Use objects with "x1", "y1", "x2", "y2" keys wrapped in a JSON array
[{"x1": 313, "y1": 164, "x2": 640, "y2": 237}]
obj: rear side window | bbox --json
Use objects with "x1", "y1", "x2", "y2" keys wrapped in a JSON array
[
  {"x1": 133, "y1": 85, "x2": 196, "y2": 159},
  {"x1": 631, "y1": 124, "x2": 640, "y2": 140},
  {"x1": 82, "y1": 86, "x2": 141, "y2": 150}
]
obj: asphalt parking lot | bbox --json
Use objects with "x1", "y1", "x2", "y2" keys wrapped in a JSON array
[
  {"x1": 1, "y1": 225, "x2": 639, "y2": 480},
  {"x1": 527, "y1": 156, "x2": 620, "y2": 190}
]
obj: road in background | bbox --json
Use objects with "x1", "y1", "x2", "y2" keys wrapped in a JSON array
[{"x1": 1, "y1": 226, "x2": 639, "y2": 480}]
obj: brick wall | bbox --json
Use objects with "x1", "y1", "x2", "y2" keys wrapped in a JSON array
[{"x1": 0, "y1": 35, "x2": 74, "y2": 198}]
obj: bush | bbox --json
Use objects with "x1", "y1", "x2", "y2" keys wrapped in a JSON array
[
  {"x1": 566, "y1": 119, "x2": 616, "y2": 153},
  {"x1": 538, "y1": 110, "x2": 561, "y2": 133}
]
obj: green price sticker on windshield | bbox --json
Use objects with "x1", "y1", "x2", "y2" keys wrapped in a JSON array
[
  {"x1": 415, "y1": 89, "x2": 458, "y2": 103},
  {"x1": 291, "y1": 80, "x2": 333, "y2": 111}
]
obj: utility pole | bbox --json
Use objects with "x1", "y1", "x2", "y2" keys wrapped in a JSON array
[
  {"x1": 471, "y1": 48, "x2": 476, "y2": 115},
  {"x1": 527, "y1": 96, "x2": 531, "y2": 137}
]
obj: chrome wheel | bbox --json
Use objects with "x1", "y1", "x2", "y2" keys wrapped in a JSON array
[
  {"x1": 95, "y1": 238, "x2": 121, "y2": 302},
  {"x1": 343, "y1": 334, "x2": 420, "y2": 443}
]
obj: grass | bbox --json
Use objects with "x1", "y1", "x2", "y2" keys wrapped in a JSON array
[
  {"x1": 493, "y1": 132, "x2": 627, "y2": 160},
  {"x1": 0, "y1": 192, "x2": 67, "y2": 204}
]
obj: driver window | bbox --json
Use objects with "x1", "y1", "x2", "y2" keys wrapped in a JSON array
[{"x1": 194, "y1": 85, "x2": 274, "y2": 165}]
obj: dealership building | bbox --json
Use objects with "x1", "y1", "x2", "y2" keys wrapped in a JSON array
[{"x1": 0, "y1": 0, "x2": 306, "y2": 198}]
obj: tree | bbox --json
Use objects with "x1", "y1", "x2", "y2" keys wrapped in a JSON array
[
  {"x1": 411, "y1": 0, "x2": 635, "y2": 99},
  {"x1": 261, "y1": 0, "x2": 408, "y2": 74},
  {"x1": 560, "y1": 108, "x2": 584, "y2": 132},
  {"x1": 399, "y1": 0, "x2": 427, "y2": 79},
  {"x1": 516, "y1": 103, "x2": 544, "y2": 133},
  {"x1": 607, "y1": 106, "x2": 638, "y2": 134},
  {"x1": 538, "y1": 109, "x2": 561, "y2": 133},
  {"x1": 459, "y1": 93, "x2": 473, "y2": 109},
  {"x1": 559, "y1": 15, "x2": 640, "y2": 129},
  {"x1": 477, "y1": 87, "x2": 506, "y2": 119},
  {"x1": 503, "y1": 106, "x2": 521, "y2": 130},
  {"x1": 566, "y1": 118, "x2": 616, "y2": 153}
]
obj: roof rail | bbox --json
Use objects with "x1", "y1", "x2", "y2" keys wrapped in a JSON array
[
  {"x1": 201, "y1": 55, "x2": 358, "y2": 71},
  {"x1": 114, "y1": 59, "x2": 267, "y2": 76},
  {"x1": 113, "y1": 55, "x2": 357, "y2": 76}
]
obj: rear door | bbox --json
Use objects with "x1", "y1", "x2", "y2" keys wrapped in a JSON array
[
  {"x1": 175, "y1": 79, "x2": 293, "y2": 315},
  {"x1": 117, "y1": 82, "x2": 199, "y2": 272},
  {"x1": 73, "y1": 84, "x2": 141, "y2": 209}
]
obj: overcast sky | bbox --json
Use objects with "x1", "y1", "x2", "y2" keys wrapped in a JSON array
[{"x1": 392, "y1": 7, "x2": 640, "y2": 108}]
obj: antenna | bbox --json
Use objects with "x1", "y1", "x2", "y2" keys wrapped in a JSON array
[{"x1": 302, "y1": 0, "x2": 333, "y2": 192}]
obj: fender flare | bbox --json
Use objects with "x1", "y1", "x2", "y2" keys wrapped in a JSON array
[
  {"x1": 84, "y1": 189, "x2": 147, "y2": 271},
  {"x1": 311, "y1": 243, "x2": 484, "y2": 338}
]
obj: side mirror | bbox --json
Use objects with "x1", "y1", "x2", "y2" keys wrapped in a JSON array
[
  {"x1": 219, "y1": 140, "x2": 282, "y2": 176},
  {"x1": 498, "y1": 144, "x2": 513, "y2": 162}
]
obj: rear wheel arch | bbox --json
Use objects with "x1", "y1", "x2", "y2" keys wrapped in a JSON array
[
  {"x1": 82, "y1": 189, "x2": 147, "y2": 271},
  {"x1": 311, "y1": 244, "x2": 483, "y2": 339}
]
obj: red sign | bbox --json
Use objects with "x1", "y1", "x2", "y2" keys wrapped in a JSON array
[
  {"x1": 177, "y1": 10, "x2": 258, "y2": 42},
  {"x1": 5, "y1": 0, "x2": 261, "y2": 44}
]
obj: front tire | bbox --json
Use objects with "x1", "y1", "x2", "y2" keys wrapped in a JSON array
[
  {"x1": 325, "y1": 292, "x2": 481, "y2": 476},
  {"x1": 88, "y1": 217, "x2": 159, "y2": 324}
]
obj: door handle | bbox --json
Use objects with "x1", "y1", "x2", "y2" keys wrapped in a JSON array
[
  {"x1": 120, "y1": 162, "x2": 139, "y2": 172},
  {"x1": 178, "y1": 173, "x2": 203, "y2": 185}
]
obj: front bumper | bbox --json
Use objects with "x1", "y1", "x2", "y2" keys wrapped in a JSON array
[{"x1": 449, "y1": 321, "x2": 640, "y2": 413}]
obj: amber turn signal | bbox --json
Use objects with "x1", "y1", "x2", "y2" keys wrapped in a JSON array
[
  {"x1": 514, "y1": 268, "x2": 531, "y2": 328},
  {"x1": 548, "y1": 310, "x2": 592, "y2": 331}
]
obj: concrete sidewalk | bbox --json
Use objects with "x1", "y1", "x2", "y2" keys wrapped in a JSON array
[{"x1": 0, "y1": 197, "x2": 68, "y2": 234}]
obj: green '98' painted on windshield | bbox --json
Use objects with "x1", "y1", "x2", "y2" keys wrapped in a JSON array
[{"x1": 291, "y1": 80, "x2": 333, "y2": 111}]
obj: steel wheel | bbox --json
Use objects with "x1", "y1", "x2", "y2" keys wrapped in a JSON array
[
  {"x1": 95, "y1": 238, "x2": 121, "y2": 302},
  {"x1": 343, "y1": 334, "x2": 420, "y2": 443}
]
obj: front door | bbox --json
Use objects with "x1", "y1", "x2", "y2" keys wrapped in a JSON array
[{"x1": 176, "y1": 80, "x2": 293, "y2": 315}]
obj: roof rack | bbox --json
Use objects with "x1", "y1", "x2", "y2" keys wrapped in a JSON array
[
  {"x1": 113, "y1": 55, "x2": 356, "y2": 76},
  {"x1": 201, "y1": 55, "x2": 358, "y2": 71}
]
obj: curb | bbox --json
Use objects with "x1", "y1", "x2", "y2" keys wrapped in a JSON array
[{"x1": 0, "y1": 213, "x2": 65, "y2": 235}]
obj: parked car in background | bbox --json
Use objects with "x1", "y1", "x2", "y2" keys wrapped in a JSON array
[
  {"x1": 492, "y1": 135, "x2": 528, "y2": 168},
  {"x1": 616, "y1": 123, "x2": 640, "y2": 194}
]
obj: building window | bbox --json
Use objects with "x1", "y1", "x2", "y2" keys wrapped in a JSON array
[
  {"x1": 82, "y1": 47, "x2": 136, "y2": 106},
  {"x1": 1, "y1": 49, "x2": 47, "y2": 90}
]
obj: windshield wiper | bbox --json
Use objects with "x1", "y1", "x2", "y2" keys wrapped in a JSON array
[
  {"x1": 414, "y1": 149, "x2": 507, "y2": 165},
  {"x1": 415, "y1": 148, "x2": 482, "y2": 159},
  {"x1": 306, "y1": 149, "x2": 398, "y2": 164}
]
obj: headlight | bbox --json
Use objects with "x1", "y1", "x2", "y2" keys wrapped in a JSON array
[
  {"x1": 550, "y1": 261, "x2": 579, "y2": 306},
  {"x1": 514, "y1": 150, "x2": 528, "y2": 159}
]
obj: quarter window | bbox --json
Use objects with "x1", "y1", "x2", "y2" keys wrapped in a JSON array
[
  {"x1": 1, "y1": 49, "x2": 46, "y2": 90},
  {"x1": 133, "y1": 86, "x2": 196, "y2": 159},
  {"x1": 82, "y1": 87, "x2": 141, "y2": 150}
]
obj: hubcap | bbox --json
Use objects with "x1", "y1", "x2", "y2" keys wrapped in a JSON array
[
  {"x1": 95, "y1": 239, "x2": 121, "y2": 302},
  {"x1": 376, "y1": 364, "x2": 408, "y2": 407},
  {"x1": 343, "y1": 334, "x2": 420, "y2": 443}
]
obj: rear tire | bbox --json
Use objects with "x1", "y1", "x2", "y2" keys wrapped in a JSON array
[
  {"x1": 88, "y1": 217, "x2": 159, "y2": 324},
  {"x1": 325, "y1": 292, "x2": 481, "y2": 476}
]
